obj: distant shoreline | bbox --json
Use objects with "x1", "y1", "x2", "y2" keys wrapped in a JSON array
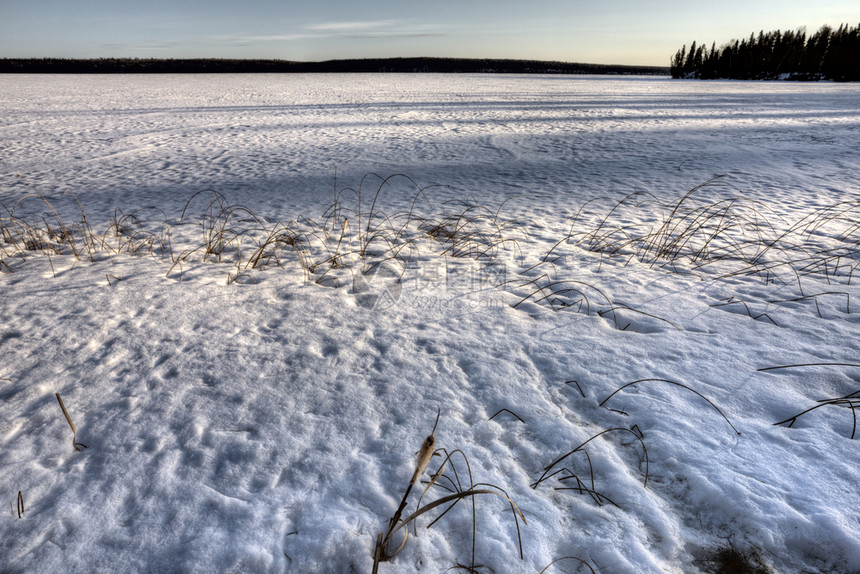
[{"x1": 0, "y1": 57, "x2": 670, "y2": 76}]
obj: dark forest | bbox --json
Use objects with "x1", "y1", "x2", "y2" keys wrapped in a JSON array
[
  {"x1": 0, "y1": 57, "x2": 668, "y2": 75},
  {"x1": 671, "y1": 23, "x2": 859, "y2": 81}
]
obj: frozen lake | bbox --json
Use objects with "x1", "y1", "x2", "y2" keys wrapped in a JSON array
[
  {"x1": 2, "y1": 74, "x2": 858, "y2": 220},
  {"x1": 1, "y1": 74, "x2": 859, "y2": 573}
]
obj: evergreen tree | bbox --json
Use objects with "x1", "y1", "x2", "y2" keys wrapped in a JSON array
[
  {"x1": 684, "y1": 41, "x2": 697, "y2": 77},
  {"x1": 670, "y1": 22, "x2": 859, "y2": 80},
  {"x1": 670, "y1": 45, "x2": 686, "y2": 78}
]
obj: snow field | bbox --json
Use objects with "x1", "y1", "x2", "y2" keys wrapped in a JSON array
[{"x1": 1, "y1": 74, "x2": 860, "y2": 573}]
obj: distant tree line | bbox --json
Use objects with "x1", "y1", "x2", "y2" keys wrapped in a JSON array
[
  {"x1": 0, "y1": 57, "x2": 669, "y2": 76},
  {"x1": 670, "y1": 23, "x2": 860, "y2": 81}
]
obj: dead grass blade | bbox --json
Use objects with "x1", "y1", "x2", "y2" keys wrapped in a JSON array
[
  {"x1": 532, "y1": 427, "x2": 649, "y2": 497},
  {"x1": 773, "y1": 392, "x2": 860, "y2": 439},
  {"x1": 539, "y1": 556, "x2": 596, "y2": 574},
  {"x1": 760, "y1": 362, "x2": 860, "y2": 438},
  {"x1": 55, "y1": 392, "x2": 87, "y2": 452},
  {"x1": 488, "y1": 409, "x2": 525, "y2": 424},
  {"x1": 599, "y1": 378, "x2": 740, "y2": 436},
  {"x1": 757, "y1": 363, "x2": 860, "y2": 372}
]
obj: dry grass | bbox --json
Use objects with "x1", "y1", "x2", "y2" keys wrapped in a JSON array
[
  {"x1": 1, "y1": 182, "x2": 106, "y2": 275},
  {"x1": 6, "y1": 176, "x2": 856, "y2": 571},
  {"x1": 55, "y1": 392, "x2": 86, "y2": 452},
  {"x1": 702, "y1": 544, "x2": 774, "y2": 574},
  {"x1": 3, "y1": 176, "x2": 857, "y2": 329},
  {"x1": 599, "y1": 378, "x2": 741, "y2": 436},
  {"x1": 538, "y1": 556, "x2": 596, "y2": 574},
  {"x1": 531, "y1": 427, "x2": 649, "y2": 508},
  {"x1": 0, "y1": 176, "x2": 525, "y2": 298},
  {"x1": 373, "y1": 413, "x2": 525, "y2": 572},
  {"x1": 541, "y1": 177, "x2": 860, "y2": 320},
  {"x1": 760, "y1": 363, "x2": 860, "y2": 439}
]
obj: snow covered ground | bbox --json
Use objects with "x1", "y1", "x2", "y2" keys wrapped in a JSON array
[{"x1": 1, "y1": 74, "x2": 859, "y2": 573}]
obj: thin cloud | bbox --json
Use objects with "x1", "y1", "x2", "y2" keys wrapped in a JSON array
[
  {"x1": 306, "y1": 21, "x2": 400, "y2": 32},
  {"x1": 209, "y1": 34, "x2": 317, "y2": 46},
  {"x1": 305, "y1": 20, "x2": 447, "y2": 40},
  {"x1": 241, "y1": 34, "x2": 317, "y2": 42},
  {"x1": 345, "y1": 32, "x2": 447, "y2": 39},
  {"x1": 207, "y1": 21, "x2": 447, "y2": 50}
]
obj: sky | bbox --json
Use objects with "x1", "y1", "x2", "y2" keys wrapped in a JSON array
[{"x1": 0, "y1": 0, "x2": 858, "y2": 66}]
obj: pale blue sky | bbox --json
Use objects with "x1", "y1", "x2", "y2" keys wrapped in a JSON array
[{"x1": 1, "y1": 0, "x2": 857, "y2": 66}]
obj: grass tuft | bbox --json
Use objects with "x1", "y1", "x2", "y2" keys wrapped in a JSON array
[
  {"x1": 1, "y1": 177, "x2": 528, "y2": 297},
  {"x1": 547, "y1": 178, "x2": 860, "y2": 320},
  {"x1": 373, "y1": 413, "x2": 525, "y2": 572},
  {"x1": 3, "y1": 175, "x2": 857, "y2": 331},
  {"x1": 703, "y1": 544, "x2": 774, "y2": 574},
  {"x1": 532, "y1": 427, "x2": 649, "y2": 506}
]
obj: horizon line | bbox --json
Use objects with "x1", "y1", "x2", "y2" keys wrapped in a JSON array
[{"x1": 0, "y1": 55, "x2": 672, "y2": 70}]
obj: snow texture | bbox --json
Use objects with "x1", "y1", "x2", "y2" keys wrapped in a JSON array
[{"x1": 1, "y1": 74, "x2": 859, "y2": 573}]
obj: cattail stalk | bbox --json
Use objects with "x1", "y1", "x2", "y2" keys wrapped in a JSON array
[
  {"x1": 410, "y1": 434, "x2": 436, "y2": 485},
  {"x1": 56, "y1": 393, "x2": 87, "y2": 452},
  {"x1": 380, "y1": 433, "x2": 436, "y2": 558}
]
